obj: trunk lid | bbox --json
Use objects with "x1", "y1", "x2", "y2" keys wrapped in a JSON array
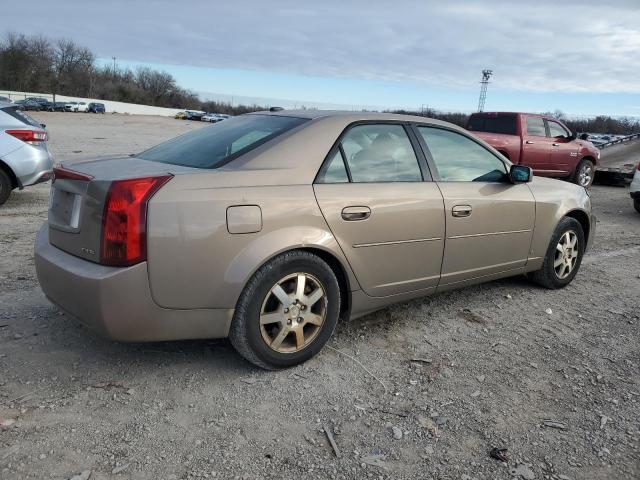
[{"x1": 47, "y1": 157, "x2": 197, "y2": 263}]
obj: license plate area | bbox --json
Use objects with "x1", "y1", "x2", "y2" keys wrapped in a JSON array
[{"x1": 49, "y1": 188, "x2": 82, "y2": 230}]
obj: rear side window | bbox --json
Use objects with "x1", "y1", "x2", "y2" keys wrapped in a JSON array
[
  {"x1": 467, "y1": 114, "x2": 517, "y2": 135},
  {"x1": 526, "y1": 117, "x2": 546, "y2": 136},
  {"x1": 138, "y1": 114, "x2": 308, "y2": 168},
  {"x1": 1, "y1": 106, "x2": 41, "y2": 127},
  {"x1": 340, "y1": 124, "x2": 422, "y2": 182},
  {"x1": 316, "y1": 150, "x2": 349, "y2": 183}
]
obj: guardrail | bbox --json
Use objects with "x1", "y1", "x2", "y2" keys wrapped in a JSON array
[{"x1": 595, "y1": 133, "x2": 640, "y2": 150}]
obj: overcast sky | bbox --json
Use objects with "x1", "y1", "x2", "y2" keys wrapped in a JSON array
[{"x1": 3, "y1": 0, "x2": 640, "y2": 115}]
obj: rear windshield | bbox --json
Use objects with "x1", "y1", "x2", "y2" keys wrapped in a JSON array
[
  {"x1": 468, "y1": 114, "x2": 517, "y2": 135},
  {"x1": 137, "y1": 114, "x2": 308, "y2": 168},
  {"x1": 1, "y1": 106, "x2": 42, "y2": 128}
]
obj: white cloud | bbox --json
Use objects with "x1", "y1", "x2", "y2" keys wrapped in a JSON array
[{"x1": 3, "y1": 0, "x2": 640, "y2": 93}]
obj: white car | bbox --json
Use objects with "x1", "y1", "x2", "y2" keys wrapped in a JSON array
[
  {"x1": 202, "y1": 113, "x2": 222, "y2": 123},
  {"x1": 630, "y1": 162, "x2": 640, "y2": 213},
  {"x1": 73, "y1": 101, "x2": 89, "y2": 113}
]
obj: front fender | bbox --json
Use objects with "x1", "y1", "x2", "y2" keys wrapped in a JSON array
[{"x1": 527, "y1": 176, "x2": 592, "y2": 266}]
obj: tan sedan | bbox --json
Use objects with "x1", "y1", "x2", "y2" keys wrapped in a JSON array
[{"x1": 35, "y1": 111, "x2": 594, "y2": 369}]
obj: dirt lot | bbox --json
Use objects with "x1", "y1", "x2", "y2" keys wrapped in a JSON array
[{"x1": 1, "y1": 112, "x2": 639, "y2": 480}]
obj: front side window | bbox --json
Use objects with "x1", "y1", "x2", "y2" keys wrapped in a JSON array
[
  {"x1": 526, "y1": 116, "x2": 546, "y2": 136},
  {"x1": 547, "y1": 121, "x2": 568, "y2": 138},
  {"x1": 338, "y1": 124, "x2": 422, "y2": 182},
  {"x1": 138, "y1": 114, "x2": 308, "y2": 168},
  {"x1": 418, "y1": 127, "x2": 508, "y2": 182}
]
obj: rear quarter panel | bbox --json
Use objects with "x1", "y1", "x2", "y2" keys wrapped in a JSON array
[
  {"x1": 146, "y1": 173, "x2": 358, "y2": 310},
  {"x1": 526, "y1": 176, "x2": 592, "y2": 267}
]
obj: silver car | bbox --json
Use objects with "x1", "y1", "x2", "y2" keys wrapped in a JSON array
[{"x1": 0, "y1": 101, "x2": 54, "y2": 205}]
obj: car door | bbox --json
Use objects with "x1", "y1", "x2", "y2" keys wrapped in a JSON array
[
  {"x1": 414, "y1": 125, "x2": 535, "y2": 287},
  {"x1": 522, "y1": 115, "x2": 553, "y2": 174},
  {"x1": 546, "y1": 119, "x2": 578, "y2": 175},
  {"x1": 313, "y1": 123, "x2": 445, "y2": 297}
]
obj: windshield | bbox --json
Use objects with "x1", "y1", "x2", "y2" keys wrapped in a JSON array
[
  {"x1": 137, "y1": 114, "x2": 308, "y2": 169},
  {"x1": 2, "y1": 106, "x2": 42, "y2": 128},
  {"x1": 468, "y1": 114, "x2": 517, "y2": 135}
]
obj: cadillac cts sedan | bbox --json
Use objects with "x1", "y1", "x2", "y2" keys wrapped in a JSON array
[{"x1": 35, "y1": 111, "x2": 594, "y2": 369}]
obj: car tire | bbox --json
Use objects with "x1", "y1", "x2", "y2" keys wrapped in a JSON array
[
  {"x1": 229, "y1": 250, "x2": 341, "y2": 370},
  {"x1": 634, "y1": 199, "x2": 640, "y2": 214},
  {"x1": 0, "y1": 169, "x2": 13, "y2": 206},
  {"x1": 573, "y1": 159, "x2": 595, "y2": 187},
  {"x1": 528, "y1": 217, "x2": 585, "y2": 289}
]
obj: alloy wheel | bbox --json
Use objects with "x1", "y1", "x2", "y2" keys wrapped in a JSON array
[
  {"x1": 259, "y1": 273, "x2": 327, "y2": 353},
  {"x1": 554, "y1": 230, "x2": 579, "y2": 279},
  {"x1": 578, "y1": 163, "x2": 593, "y2": 187}
]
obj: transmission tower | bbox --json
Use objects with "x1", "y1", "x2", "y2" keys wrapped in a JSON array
[{"x1": 477, "y1": 69, "x2": 493, "y2": 112}]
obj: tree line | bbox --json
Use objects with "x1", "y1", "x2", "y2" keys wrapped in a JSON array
[{"x1": 1, "y1": 32, "x2": 637, "y2": 133}]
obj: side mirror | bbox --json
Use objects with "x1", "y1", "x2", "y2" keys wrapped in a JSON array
[
  {"x1": 510, "y1": 165, "x2": 532, "y2": 184},
  {"x1": 568, "y1": 131, "x2": 577, "y2": 140},
  {"x1": 579, "y1": 133, "x2": 589, "y2": 140}
]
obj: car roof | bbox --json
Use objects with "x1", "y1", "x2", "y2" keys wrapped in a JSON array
[{"x1": 249, "y1": 109, "x2": 457, "y2": 127}]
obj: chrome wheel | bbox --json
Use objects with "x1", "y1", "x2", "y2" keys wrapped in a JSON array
[
  {"x1": 577, "y1": 163, "x2": 593, "y2": 187},
  {"x1": 554, "y1": 230, "x2": 579, "y2": 279},
  {"x1": 259, "y1": 273, "x2": 327, "y2": 353}
]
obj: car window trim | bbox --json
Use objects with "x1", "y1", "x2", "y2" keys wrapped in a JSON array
[
  {"x1": 545, "y1": 119, "x2": 568, "y2": 138},
  {"x1": 410, "y1": 123, "x2": 511, "y2": 183},
  {"x1": 525, "y1": 115, "x2": 547, "y2": 138},
  {"x1": 313, "y1": 120, "x2": 432, "y2": 184}
]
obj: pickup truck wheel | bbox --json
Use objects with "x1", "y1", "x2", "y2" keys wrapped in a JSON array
[
  {"x1": 229, "y1": 250, "x2": 341, "y2": 370},
  {"x1": 634, "y1": 199, "x2": 640, "y2": 214},
  {"x1": 573, "y1": 159, "x2": 594, "y2": 187},
  {"x1": 0, "y1": 169, "x2": 12, "y2": 206},
  {"x1": 528, "y1": 217, "x2": 585, "y2": 289}
]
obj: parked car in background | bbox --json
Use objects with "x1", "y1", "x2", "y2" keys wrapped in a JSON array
[
  {"x1": 201, "y1": 113, "x2": 223, "y2": 123},
  {"x1": 174, "y1": 111, "x2": 187, "y2": 120},
  {"x1": 0, "y1": 96, "x2": 12, "y2": 103},
  {"x1": 65, "y1": 101, "x2": 78, "y2": 111},
  {"x1": 630, "y1": 162, "x2": 640, "y2": 213},
  {"x1": 88, "y1": 102, "x2": 105, "y2": 114},
  {"x1": 35, "y1": 111, "x2": 594, "y2": 369},
  {"x1": 185, "y1": 110, "x2": 205, "y2": 121},
  {"x1": 0, "y1": 101, "x2": 53, "y2": 205},
  {"x1": 52, "y1": 102, "x2": 69, "y2": 112},
  {"x1": 74, "y1": 101, "x2": 89, "y2": 112},
  {"x1": 15, "y1": 99, "x2": 42, "y2": 111},
  {"x1": 26, "y1": 97, "x2": 54, "y2": 111},
  {"x1": 467, "y1": 112, "x2": 600, "y2": 187}
]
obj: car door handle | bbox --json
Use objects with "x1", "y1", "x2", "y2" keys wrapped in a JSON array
[
  {"x1": 452, "y1": 205, "x2": 472, "y2": 218},
  {"x1": 552, "y1": 143, "x2": 560, "y2": 146},
  {"x1": 525, "y1": 140, "x2": 535, "y2": 144},
  {"x1": 341, "y1": 206, "x2": 371, "y2": 221}
]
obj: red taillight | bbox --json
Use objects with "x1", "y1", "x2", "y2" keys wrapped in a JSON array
[
  {"x1": 637, "y1": 162, "x2": 640, "y2": 171},
  {"x1": 6, "y1": 129, "x2": 48, "y2": 143},
  {"x1": 53, "y1": 166, "x2": 94, "y2": 182},
  {"x1": 100, "y1": 175, "x2": 172, "y2": 267}
]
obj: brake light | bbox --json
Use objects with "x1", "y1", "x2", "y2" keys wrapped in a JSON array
[
  {"x1": 6, "y1": 129, "x2": 48, "y2": 144},
  {"x1": 53, "y1": 166, "x2": 94, "y2": 182},
  {"x1": 100, "y1": 175, "x2": 172, "y2": 267},
  {"x1": 637, "y1": 162, "x2": 640, "y2": 171}
]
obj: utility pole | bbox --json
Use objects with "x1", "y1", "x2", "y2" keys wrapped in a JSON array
[
  {"x1": 112, "y1": 56, "x2": 117, "y2": 73},
  {"x1": 477, "y1": 69, "x2": 493, "y2": 112}
]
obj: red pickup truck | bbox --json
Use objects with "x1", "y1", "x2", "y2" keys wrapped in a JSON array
[{"x1": 467, "y1": 112, "x2": 600, "y2": 187}]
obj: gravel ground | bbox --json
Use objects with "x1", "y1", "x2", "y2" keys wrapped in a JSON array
[{"x1": 1, "y1": 112, "x2": 639, "y2": 480}]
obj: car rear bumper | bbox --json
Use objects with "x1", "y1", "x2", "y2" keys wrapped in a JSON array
[
  {"x1": 34, "y1": 224, "x2": 233, "y2": 342},
  {"x1": 3, "y1": 143, "x2": 54, "y2": 187}
]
